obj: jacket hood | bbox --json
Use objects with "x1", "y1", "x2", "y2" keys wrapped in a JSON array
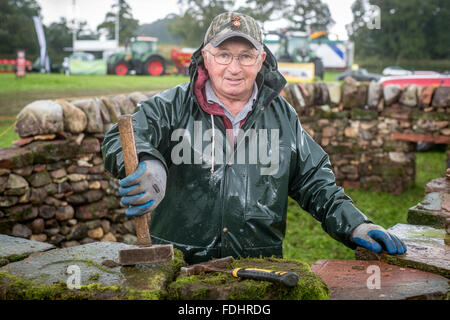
[{"x1": 188, "y1": 42, "x2": 287, "y2": 107}]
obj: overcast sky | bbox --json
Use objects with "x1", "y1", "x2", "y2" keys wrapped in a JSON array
[{"x1": 36, "y1": 0, "x2": 354, "y2": 40}]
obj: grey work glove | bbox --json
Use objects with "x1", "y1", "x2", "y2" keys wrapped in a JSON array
[
  {"x1": 351, "y1": 223, "x2": 407, "y2": 255},
  {"x1": 118, "y1": 159, "x2": 167, "y2": 217}
]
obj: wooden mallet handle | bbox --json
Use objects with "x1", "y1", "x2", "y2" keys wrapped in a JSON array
[{"x1": 118, "y1": 115, "x2": 152, "y2": 247}]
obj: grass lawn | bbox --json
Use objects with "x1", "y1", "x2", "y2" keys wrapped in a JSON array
[
  {"x1": 283, "y1": 151, "x2": 446, "y2": 265},
  {"x1": 0, "y1": 119, "x2": 18, "y2": 148},
  {"x1": 0, "y1": 73, "x2": 189, "y2": 117},
  {"x1": 0, "y1": 73, "x2": 189, "y2": 94}
]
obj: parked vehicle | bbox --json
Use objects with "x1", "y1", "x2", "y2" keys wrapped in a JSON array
[
  {"x1": 382, "y1": 66, "x2": 412, "y2": 76},
  {"x1": 107, "y1": 36, "x2": 166, "y2": 76},
  {"x1": 264, "y1": 29, "x2": 325, "y2": 80},
  {"x1": 379, "y1": 74, "x2": 450, "y2": 87},
  {"x1": 170, "y1": 48, "x2": 194, "y2": 76},
  {"x1": 66, "y1": 52, "x2": 107, "y2": 75},
  {"x1": 336, "y1": 68, "x2": 382, "y2": 82}
]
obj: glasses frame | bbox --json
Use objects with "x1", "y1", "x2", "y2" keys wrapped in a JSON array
[{"x1": 204, "y1": 49, "x2": 260, "y2": 66}]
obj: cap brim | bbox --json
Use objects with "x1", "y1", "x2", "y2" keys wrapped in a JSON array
[{"x1": 209, "y1": 32, "x2": 261, "y2": 50}]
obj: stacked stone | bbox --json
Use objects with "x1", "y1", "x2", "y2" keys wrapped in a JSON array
[
  {"x1": 282, "y1": 81, "x2": 449, "y2": 194},
  {"x1": 0, "y1": 91, "x2": 157, "y2": 246}
]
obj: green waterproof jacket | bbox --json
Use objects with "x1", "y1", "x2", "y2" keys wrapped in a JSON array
[{"x1": 102, "y1": 44, "x2": 371, "y2": 264}]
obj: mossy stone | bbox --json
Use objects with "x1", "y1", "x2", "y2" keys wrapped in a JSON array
[{"x1": 168, "y1": 257, "x2": 329, "y2": 300}]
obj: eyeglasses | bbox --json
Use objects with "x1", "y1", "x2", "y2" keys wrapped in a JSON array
[{"x1": 204, "y1": 49, "x2": 260, "y2": 66}]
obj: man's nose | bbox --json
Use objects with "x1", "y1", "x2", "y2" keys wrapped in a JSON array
[{"x1": 227, "y1": 56, "x2": 242, "y2": 73}]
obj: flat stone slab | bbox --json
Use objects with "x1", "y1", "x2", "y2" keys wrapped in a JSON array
[
  {"x1": 425, "y1": 177, "x2": 450, "y2": 194},
  {"x1": 311, "y1": 259, "x2": 449, "y2": 300},
  {"x1": 0, "y1": 234, "x2": 55, "y2": 266},
  {"x1": 408, "y1": 192, "x2": 450, "y2": 228},
  {"x1": 355, "y1": 224, "x2": 449, "y2": 279},
  {"x1": 0, "y1": 241, "x2": 185, "y2": 299}
]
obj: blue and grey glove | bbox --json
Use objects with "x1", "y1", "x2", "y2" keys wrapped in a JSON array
[
  {"x1": 119, "y1": 159, "x2": 167, "y2": 217},
  {"x1": 351, "y1": 223, "x2": 407, "y2": 255}
]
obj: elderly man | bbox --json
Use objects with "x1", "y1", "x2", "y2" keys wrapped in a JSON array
[{"x1": 102, "y1": 12, "x2": 406, "y2": 264}]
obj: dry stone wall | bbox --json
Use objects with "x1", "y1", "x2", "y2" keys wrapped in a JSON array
[
  {"x1": 0, "y1": 91, "x2": 157, "y2": 247},
  {"x1": 0, "y1": 81, "x2": 449, "y2": 247},
  {"x1": 282, "y1": 80, "x2": 450, "y2": 194}
]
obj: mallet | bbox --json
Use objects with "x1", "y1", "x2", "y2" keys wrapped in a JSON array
[{"x1": 117, "y1": 115, "x2": 174, "y2": 265}]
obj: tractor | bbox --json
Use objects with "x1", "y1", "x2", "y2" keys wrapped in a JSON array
[
  {"x1": 265, "y1": 29, "x2": 325, "y2": 80},
  {"x1": 107, "y1": 36, "x2": 166, "y2": 76}
]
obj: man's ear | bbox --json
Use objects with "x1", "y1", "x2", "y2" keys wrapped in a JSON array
[
  {"x1": 201, "y1": 49, "x2": 209, "y2": 70},
  {"x1": 257, "y1": 51, "x2": 267, "y2": 71}
]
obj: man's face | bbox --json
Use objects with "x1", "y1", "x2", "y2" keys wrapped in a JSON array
[{"x1": 202, "y1": 38, "x2": 266, "y2": 102}]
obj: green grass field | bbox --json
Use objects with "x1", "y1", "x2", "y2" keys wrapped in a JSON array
[
  {"x1": 0, "y1": 73, "x2": 189, "y2": 94},
  {"x1": 0, "y1": 73, "x2": 189, "y2": 117}
]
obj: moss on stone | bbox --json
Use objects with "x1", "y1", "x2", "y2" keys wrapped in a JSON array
[
  {"x1": 6, "y1": 253, "x2": 30, "y2": 263},
  {"x1": 168, "y1": 256, "x2": 329, "y2": 300},
  {"x1": 351, "y1": 109, "x2": 378, "y2": 120},
  {"x1": 0, "y1": 249, "x2": 328, "y2": 300},
  {"x1": 411, "y1": 112, "x2": 450, "y2": 121},
  {"x1": 407, "y1": 207, "x2": 446, "y2": 228},
  {"x1": 0, "y1": 270, "x2": 160, "y2": 300}
]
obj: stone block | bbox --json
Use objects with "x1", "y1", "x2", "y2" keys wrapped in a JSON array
[
  {"x1": 0, "y1": 234, "x2": 55, "y2": 266},
  {"x1": 26, "y1": 171, "x2": 52, "y2": 188},
  {"x1": 79, "y1": 137, "x2": 101, "y2": 154},
  {"x1": 168, "y1": 257, "x2": 329, "y2": 300},
  {"x1": 12, "y1": 224, "x2": 32, "y2": 238},
  {"x1": 0, "y1": 242, "x2": 185, "y2": 300},
  {"x1": 112, "y1": 95, "x2": 135, "y2": 115},
  {"x1": 71, "y1": 98, "x2": 103, "y2": 133},
  {"x1": 419, "y1": 85, "x2": 435, "y2": 107},
  {"x1": 5, "y1": 204, "x2": 38, "y2": 221},
  {"x1": 355, "y1": 223, "x2": 449, "y2": 278},
  {"x1": 326, "y1": 82, "x2": 342, "y2": 105},
  {"x1": 342, "y1": 83, "x2": 358, "y2": 109},
  {"x1": 57, "y1": 99, "x2": 87, "y2": 133},
  {"x1": 26, "y1": 140, "x2": 79, "y2": 164},
  {"x1": 408, "y1": 192, "x2": 450, "y2": 228},
  {"x1": 14, "y1": 100, "x2": 64, "y2": 138},
  {"x1": 383, "y1": 85, "x2": 402, "y2": 106},
  {"x1": 399, "y1": 85, "x2": 418, "y2": 107},
  {"x1": 367, "y1": 82, "x2": 382, "y2": 109},
  {"x1": 311, "y1": 259, "x2": 449, "y2": 300},
  {"x1": 76, "y1": 200, "x2": 108, "y2": 220},
  {"x1": 431, "y1": 87, "x2": 450, "y2": 108},
  {"x1": 100, "y1": 97, "x2": 121, "y2": 124},
  {"x1": 0, "y1": 148, "x2": 33, "y2": 169}
]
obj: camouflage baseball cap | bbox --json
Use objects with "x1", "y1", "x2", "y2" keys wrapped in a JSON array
[{"x1": 204, "y1": 12, "x2": 263, "y2": 49}]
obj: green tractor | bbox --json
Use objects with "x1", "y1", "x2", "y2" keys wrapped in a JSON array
[
  {"x1": 107, "y1": 36, "x2": 166, "y2": 76},
  {"x1": 265, "y1": 29, "x2": 325, "y2": 80}
]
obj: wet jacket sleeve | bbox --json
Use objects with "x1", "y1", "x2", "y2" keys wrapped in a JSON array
[
  {"x1": 102, "y1": 87, "x2": 184, "y2": 180},
  {"x1": 288, "y1": 118, "x2": 372, "y2": 249}
]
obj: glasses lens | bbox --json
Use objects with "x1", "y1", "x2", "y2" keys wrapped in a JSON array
[
  {"x1": 239, "y1": 53, "x2": 257, "y2": 66},
  {"x1": 215, "y1": 52, "x2": 232, "y2": 64}
]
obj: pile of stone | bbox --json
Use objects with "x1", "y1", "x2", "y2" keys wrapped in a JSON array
[
  {"x1": 0, "y1": 91, "x2": 157, "y2": 246},
  {"x1": 282, "y1": 80, "x2": 450, "y2": 193}
]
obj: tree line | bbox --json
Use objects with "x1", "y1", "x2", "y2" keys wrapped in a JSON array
[{"x1": 1, "y1": 0, "x2": 448, "y2": 67}]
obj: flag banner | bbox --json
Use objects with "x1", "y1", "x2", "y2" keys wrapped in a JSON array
[{"x1": 32, "y1": 16, "x2": 49, "y2": 73}]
